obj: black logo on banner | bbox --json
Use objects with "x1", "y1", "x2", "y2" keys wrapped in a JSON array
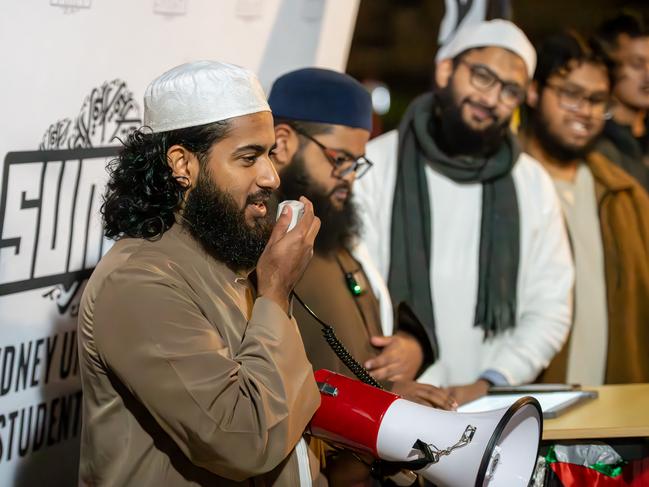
[
  {"x1": 40, "y1": 79, "x2": 141, "y2": 150},
  {"x1": 0, "y1": 80, "x2": 141, "y2": 312}
]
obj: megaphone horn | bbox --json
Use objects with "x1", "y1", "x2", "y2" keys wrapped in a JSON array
[{"x1": 310, "y1": 369, "x2": 543, "y2": 487}]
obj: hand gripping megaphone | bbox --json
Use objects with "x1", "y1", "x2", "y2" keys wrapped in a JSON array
[{"x1": 310, "y1": 370, "x2": 543, "y2": 487}]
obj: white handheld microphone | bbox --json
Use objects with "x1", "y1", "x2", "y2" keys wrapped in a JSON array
[{"x1": 276, "y1": 200, "x2": 305, "y2": 231}]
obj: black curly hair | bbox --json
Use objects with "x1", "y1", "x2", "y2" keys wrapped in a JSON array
[
  {"x1": 534, "y1": 31, "x2": 614, "y2": 90},
  {"x1": 102, "y1": 121, "x2": 230, "y2": 240}
]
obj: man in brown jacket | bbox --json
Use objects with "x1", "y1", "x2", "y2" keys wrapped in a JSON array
[
  {"x1": 523, "y1": 32, "x2": 649, "y2": 384},
  {"x1": 78, "y1": 61, "x2": 324, "y2": 486}
]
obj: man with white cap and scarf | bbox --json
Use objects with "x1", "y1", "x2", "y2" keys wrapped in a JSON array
[
  {"x1": 78, "y1": 61, "x2": 324, "y2": 486},
  {"x1": 355, "y1": 20, "x2": 574, "y2": 404}
]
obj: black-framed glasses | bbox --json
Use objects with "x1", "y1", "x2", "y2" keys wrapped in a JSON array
[
  {"x1": 459, "y1": 60, "x2": 526, "y2": 107},
  {"x1": 291, "y1": 126, "x2": 374, "y2": 179},
  {"x1": 545, "y1": 82, "x2": 612, "y2": 120}
]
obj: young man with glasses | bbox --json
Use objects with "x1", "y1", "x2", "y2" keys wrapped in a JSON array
[
  {"x1": 522, "y1": 31, "x2": 649, "y2": 385},
  {"x1": 268, "y1": 68, "x2": 454, "y2": 485},
  {"x1": 355, "y1": 19, "x2": 574, "y2": 405},
  {"x1": 595, "y1": 13, "x2": 649, "y2": 191}
]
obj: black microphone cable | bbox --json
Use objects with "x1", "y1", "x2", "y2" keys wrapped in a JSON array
[{"x1": 291, "y1": 291, "x2": 383, "y2": 390}]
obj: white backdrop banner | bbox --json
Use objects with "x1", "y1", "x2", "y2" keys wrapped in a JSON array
[{"x1": 0, "y1": 1, "x2": 360, "y2": 484}]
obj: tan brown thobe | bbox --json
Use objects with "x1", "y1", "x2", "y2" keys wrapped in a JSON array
[{"x1": 77, "y1": 223, "x2": 324, "y2": 486}]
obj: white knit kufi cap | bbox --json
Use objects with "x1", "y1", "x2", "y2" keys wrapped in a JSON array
[
  {"x1": 144, "y1": 60, "x2": 270, "y2": 133},
  {"x1": 435, "y1": 19, "x2": 536, "y2": 78}
]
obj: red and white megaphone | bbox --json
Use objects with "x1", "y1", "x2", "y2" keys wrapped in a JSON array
[{"x1": 310, "y1": 370, "x2": 543, "y2": 487}]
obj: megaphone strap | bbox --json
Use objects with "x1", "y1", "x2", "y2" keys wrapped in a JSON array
[{"x1": 380, "y1": 425, "x2": 477, "y2": 471}]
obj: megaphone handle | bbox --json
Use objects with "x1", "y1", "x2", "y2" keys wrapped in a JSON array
[
  {"x1": 369, "y1": 460, "x2": 418, "y2": 486},
  {"x1": 376, "y1": 440, "x2": 437, "y2": 472}
]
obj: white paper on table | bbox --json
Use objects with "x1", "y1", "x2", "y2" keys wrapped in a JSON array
[{"x1": 458, "y1": 391, "x2": 597, "y2": 418}]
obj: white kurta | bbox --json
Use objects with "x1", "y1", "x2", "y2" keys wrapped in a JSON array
[{"x1": 355, "y1": 130, "x2": 574, "y2": 386}]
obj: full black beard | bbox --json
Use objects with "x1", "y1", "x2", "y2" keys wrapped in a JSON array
[
  {"x1": 183, "y1": 167, "x2": 273, "y2": 272},
  {"x1": 278, "y1": 150, "x2": 361, "y2": 256},
  {"x1": 434, "y1": 86, "x2": 510, "y2": 157},
  {"x1": 529, "y1": 107, "x2": 596, "y2": 164}
]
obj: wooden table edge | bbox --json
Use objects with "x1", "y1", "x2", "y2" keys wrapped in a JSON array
[{"x1": 543, "y1": 426, "x2": 649, "y2": 441}]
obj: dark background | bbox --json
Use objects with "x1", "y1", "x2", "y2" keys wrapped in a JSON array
[{"x1": 347, "y1": 0, "x2": 649, "y2": 133}]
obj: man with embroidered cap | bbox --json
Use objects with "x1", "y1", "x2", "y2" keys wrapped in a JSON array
[
  {"x1": 268, "y1": 66, "x2": 454, "y2": 486},
  {"x1": 78, "y1": 60, "x2": 324, "y2": 486},
  {"x1": 355, "y1": 19, "x2": 574, "y2": 404}
]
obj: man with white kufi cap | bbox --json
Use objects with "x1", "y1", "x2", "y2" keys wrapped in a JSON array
[
  {"x1": 355, "y1": 20, "x2": 574, "y2": 404},
  {"x1": 78, "y1": 61, "x2": 325, "y2": 486}
]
